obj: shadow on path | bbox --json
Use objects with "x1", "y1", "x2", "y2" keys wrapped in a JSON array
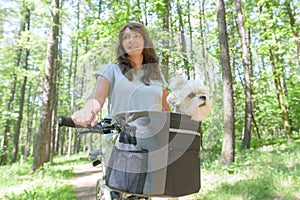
[{"x1": 70, "y1": 163, "x2": 102, "y2": 200}]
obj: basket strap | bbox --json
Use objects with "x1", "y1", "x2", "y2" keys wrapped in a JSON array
[{"x1": 169, "y1": 128, "x2": 200, "y2": 136}]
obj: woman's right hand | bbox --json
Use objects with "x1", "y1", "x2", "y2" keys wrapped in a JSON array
[
  {"x1": 71, "y1": 110, "x2": 98, "y2": 127},
  {"x1": 71, "y1": 99, "x2": 100, "y2": 127}
]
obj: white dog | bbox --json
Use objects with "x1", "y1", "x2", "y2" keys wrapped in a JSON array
[{"x1": 167, "y1": 76, "x2": 212, "y2": 121}]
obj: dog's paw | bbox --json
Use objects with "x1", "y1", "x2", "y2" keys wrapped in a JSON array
[{"x1": 166, "y1": 92, "x2": 178, "y2": 105}]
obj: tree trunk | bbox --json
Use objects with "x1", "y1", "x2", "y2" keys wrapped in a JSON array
[
  {"x1": 30, "y1": 104, "x2": 39, "y2": 156},
  {"x1": 32, "y1": 0, "x2": 59, "y2": 171},
  {"x1": 284, "y1": 1, "x2": 300, "y2": 66},
  {"x1": 269, "y1": 49, "x2": 292, "y2": 141},
  {"x1": 49, "y1": 2, "x2": 62, "y2": 159},
  {"x1": 25, "y1": 85, "x2": 31, "y2": 157},
  {"x1": 12, "y1": 67, "x2": 28, "y2": 163},
  {"x1": 217, "y1": 0, "x2": 235, "y2": 166},
  {"x1": 67, "y1": 128, "x2": 73, "y2": 156},
  {"x1": 49, "y1": 68, "x2": 58, "y2": 161},
  {"x1": 161, "y1": 0, "x2": 170, "y2": 80},
  {"x1": 98, "y1": 0, "x2": 102, "y2": 17},
  {"x1": 54, "y1": 7, "x2": 63, "y2": 156},
  {"x1": 88, "y1": 133, "x2": 93, "y2": 153},
  {"x1": 264, "y1": 2, "x2": 292, "y2": 141},
  {"x1": 144, "y1": 0, "x2": 148, "y2": 26},
  {"x1": 0, "y1": 6, "x2": 27, "y2": 165},
  {"x1": 177, "y1": 0, "x2": 189, "y2": 79},
  {"x1": 12, "y1": 6, "x2": 31, "y2": 163},
  {"x1": 198, "y1": 0, "x2": 210, "y2": 86},
  {"x1": 60, "y1": 130, "x2": 65, "y2": 155},
  {"x1": 1, "y1": 72, "x2": 17, "y2": 165},
  {"x1": 187, "y1": 0, "x2": 195, "y2": 79},
  {"x1": 236, "y1": 0, "x2": 253, "y2": 149},
  {"x1": 68, "y1": 0, "x2": 79, "y2": 156}
]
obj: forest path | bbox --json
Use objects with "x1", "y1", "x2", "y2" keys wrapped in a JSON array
[
  {"x1": 70, "y1": 163, "x2": 101, "y2": 200},
  {"x1": 69, "y1": 163, "x2": 187, "y2": 200}
]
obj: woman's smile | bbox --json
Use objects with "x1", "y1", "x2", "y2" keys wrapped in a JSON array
[{"x1": 122, "y1": 27, "x2": 144, "y2": 57}]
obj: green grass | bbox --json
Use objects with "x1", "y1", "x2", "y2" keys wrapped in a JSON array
[
  {"x1": 194, "y1": 137, "x2": 300, "y2": 200},
  {"x1": 1, "y1": 138, "x2": 299, "y2": 200},
  {"x1": 0, "y1": 154, "x2": 89, "y2": 200}
]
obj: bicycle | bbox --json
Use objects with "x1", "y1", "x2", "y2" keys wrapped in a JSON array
[{"x1": 59, "y1": 111, "x2": 201, "y2": 200}]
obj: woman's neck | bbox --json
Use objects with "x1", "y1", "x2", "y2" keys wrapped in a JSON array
[{"x1": 130, "y1": 54, "x2": 143, "y2": 68}]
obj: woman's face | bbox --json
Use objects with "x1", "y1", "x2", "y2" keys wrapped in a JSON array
[{"x1": 121, "y1": 27, "x2": 144, "y2": 58}]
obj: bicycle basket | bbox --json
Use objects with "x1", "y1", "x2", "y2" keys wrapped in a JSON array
[{"x1": 106, "y1": 111, "x2": 201, "y2": 197}]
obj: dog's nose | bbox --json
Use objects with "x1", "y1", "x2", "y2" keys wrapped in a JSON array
[{"x1": 199, "y1": 95, "x2": 206, "y2": 101}]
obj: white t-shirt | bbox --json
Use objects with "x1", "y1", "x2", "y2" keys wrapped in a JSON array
[{"x1": 96, "y1": 64, "x2": 167, "y2": 118}]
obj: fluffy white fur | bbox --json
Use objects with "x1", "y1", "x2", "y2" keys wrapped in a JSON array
[{"x1": 167, "y1": 76, "x2": 212, "y2": 121}]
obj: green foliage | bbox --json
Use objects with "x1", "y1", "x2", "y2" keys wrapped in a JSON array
[
  {"x1": 0, "y1": 0, "x2": 299, "y2": 171},
  {"x1": 204, "y1": 176, "x2": 275, "y2": 200},
  {"x1": 200, "y1": 83, "x2": 224, "y2": 161},
  {"x1": 196, "y1": 138, "x2": 300, "y2": 199},
  {"x1": 3, "y1": 185, "x2": 75, "y2": 200},
  {"x1": 287, "y1": 71, "x2": 300, "y2": 132},
  {"x1": 1, "y1": 138, "x2": 299, "y2": 200},
  {"x1": 0, "y1": 154, "x2": 88, "y2": 199}
]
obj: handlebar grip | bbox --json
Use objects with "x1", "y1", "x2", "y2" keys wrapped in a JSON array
[
  {"x1": 58, "y1": 116, "x2": 76, "y2": 127},
  {"x1": 102, "y1": 128, "x2": 113, "y2": 134}
]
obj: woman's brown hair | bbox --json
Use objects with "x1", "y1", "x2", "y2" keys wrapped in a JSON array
[{"x1": 116, "y1": 22, "x2": 162, "y2": 85}]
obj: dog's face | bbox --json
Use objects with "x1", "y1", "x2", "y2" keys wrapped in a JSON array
[{"x1": 167, "y1": 76, "x2": 212, "y2": 121}]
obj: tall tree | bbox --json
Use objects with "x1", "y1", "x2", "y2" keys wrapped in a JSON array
[
  {"x1": 68, "y1": 0, "x2": 80, "y2": 156},
  {"x1": 217, "y1": 0, "x2": 235, "y2": 166},
  {"x1": 12, "y1": 5, "x2": 31, "y2": 163},
  {"x1": 161, "y1": 0, "x2": 170, "y2": 80},
  {"x1": 177, "y1": 0, "x2": 190, "y2": 79},
  {"x1": 32, "y1": 0, "x2": 59, "y2": 171},
  {"x1": 1, "y1": 79, "x2": 17, "y2": 165},
  {"x1": 187, "y1": 0, "x2": 195, "y2": 79},
  {"x1": 0, "y1": 2, "x2": 27, "y2": 165},
  {"x1": 263, "y1": 2, "x2": 292, "y2": 141},
  {"x1": 198, "y1": 0, "x2": 209, "y2": 86},
  {"x1": 284, "y1": 0, "x2": 300, "y2": 66},
  {"x1": 25, "y1": 83, "x2": 34, "y2": 157},
  {"x1": 236, "y1": 0, "x2": 253, "y2": 149},
  {"x1": 52, "y1": 0, "x2": 64, "y2": 158}
]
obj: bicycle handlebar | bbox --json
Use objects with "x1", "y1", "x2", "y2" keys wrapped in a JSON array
[
  {"x1": 58, "y1": 116, "x2": 117, "y2": 135},
  {"x1": 58, "y1": 116, "x2": 76, "y2": 127}
]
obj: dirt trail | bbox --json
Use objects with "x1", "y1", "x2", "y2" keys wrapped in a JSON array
[
  {"x1": 70, "y1": 163, "x2": 188, "y2": 200},
  {"x1": 70, "y1": 163, "x2": 102, "y2": 200}
]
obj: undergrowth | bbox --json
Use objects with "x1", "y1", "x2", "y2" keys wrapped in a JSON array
[
  {"x1": 195, "y1": 137, "x2": 300, "y2": 200},
  {"x1": 1, "y1": 137, "x2": 299, "y2": 200},
  {"x1": 0, "y1": 154, "x2": 89, "y2": 200}
]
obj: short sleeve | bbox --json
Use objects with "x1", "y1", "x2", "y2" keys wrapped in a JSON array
[{"x1": 95, "y1": 64, "x2": 117, "y2": 84}]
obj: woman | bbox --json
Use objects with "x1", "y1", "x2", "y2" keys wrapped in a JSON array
[{"x1": 72, "y1": 22, "x2": 170, "y2": 126}]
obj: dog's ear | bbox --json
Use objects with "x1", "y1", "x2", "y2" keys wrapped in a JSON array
[{"x1": 168, "y1": 75, "x2": 187, "y2": 90}]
